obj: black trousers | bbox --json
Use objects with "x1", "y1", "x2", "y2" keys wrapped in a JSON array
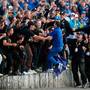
[
  {"x1": 5, "y1": 50, "x2": 15, "y2": 74},
  {"x1": 71, "y1": 57, "x2": 87, "y2": 85},
  {"x1": 85, "y1": 56, "x2": 90, "y2": 83}
]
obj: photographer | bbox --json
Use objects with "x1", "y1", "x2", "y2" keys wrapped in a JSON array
[{"x1": 71, "y1": 32, "x2": 87, "y2": 88}]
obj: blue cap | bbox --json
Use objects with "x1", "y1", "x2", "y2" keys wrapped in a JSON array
[{"x1": 54, "y1": 16, "x2": 61, "y2": 20}]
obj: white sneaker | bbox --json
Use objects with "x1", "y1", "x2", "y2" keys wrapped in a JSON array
[
  {"x1": 0, "y1": 73, "x2": 3, "y2": 76},
  {"x1": 28, "y1": 69, "x2": 37, "y2": 74},
  {"x1": 35, "y1": 68, "x2": 42, "y2": 72},
  {"x1": 47, "y1": 68, "x2": 54, "y2": 73},
  {"x1": 22, "y1": 71, "x2": 30, "y2": 75},
  {"x1": 32, "y1": 70, "x2": 37, "y2": 74},
  {"x1": 82, "y1": 83, "x2": 88, "y2": 88},
  {"x1": 76, "y1": 85, "x2": 82, "y2": 88}
]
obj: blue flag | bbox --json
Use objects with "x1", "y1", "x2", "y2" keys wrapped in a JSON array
[{"x1": 53, "y1": 56, "x2": 68, "y2": 76}]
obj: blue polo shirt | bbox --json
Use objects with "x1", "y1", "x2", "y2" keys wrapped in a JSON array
[{"x1": 49, "y1": 27, "x2": 64, "y2": 50}]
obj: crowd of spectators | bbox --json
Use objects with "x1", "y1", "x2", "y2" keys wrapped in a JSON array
[{"x1": 0, "y1": 0, "x2": 90, "y2": 88}]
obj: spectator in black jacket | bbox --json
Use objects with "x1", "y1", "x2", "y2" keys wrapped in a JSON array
[{"x1": 71, "y1": 32, "x2": 87, "y2": 88}]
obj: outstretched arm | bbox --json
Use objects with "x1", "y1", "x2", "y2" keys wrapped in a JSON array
[{"x1": 33, "y1": 35, "x2": 52, "y2": 41}]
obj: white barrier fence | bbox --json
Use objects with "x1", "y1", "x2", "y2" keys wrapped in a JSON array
[{"x1": 0, "y1": 69, "x2": 74, "y2": 89}]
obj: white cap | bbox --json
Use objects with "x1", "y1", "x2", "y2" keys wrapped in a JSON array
[
  {"x1": 75, "y1": 14, "x2": 78, "y2": 18},
  {"x1": 8, "y1": 5, "x2": 13, "y2": 10}
]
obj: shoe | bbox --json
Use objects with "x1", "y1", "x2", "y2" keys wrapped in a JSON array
[
  {"x1": 32, "y1": 70, "x2": 37, "y2": 74},
  {"x1": 88, "y1": 82, "x2": 90, "y2": 88},
  {"x1": 13, "y1": 71, "x2": 21, "y2": 75},
  {"x1": 35, "y1": 67, "x2": 42, "y2": 72},
  {"x1": 8, "y1": 70, "x2": 13, "y2": 75},
  {"x1": 75, "y1": 85, "x2": 82, "y2": 88},
  {"x1": 28, "y1": 69, "x2": 37, "y2": 74},
  {"x1": 75, "y1": 83, "x2": 82, "y2": 88},
  {"x1": 22, "y1": 71, "x2": 30, "y2": 75},
  {"x1": 47, "y1": 68, "x2": 54, "y2": 73},
  {"x1": 82, "y1": 83, "x2": 88, "y2": 88},
  {"x1": 0, "y1": 73, "x2": 3, "y2": 77}
]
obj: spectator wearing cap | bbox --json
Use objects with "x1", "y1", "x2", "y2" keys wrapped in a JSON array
[
  {"x1": 69, "y1": 13, "x2": 76, "y2": 30},
  {"x1": 80, "y1": 11, "x2": 89, "y2": 27},
  {"x1": 79, "y1": 11, "x2": 90, "y2": 33},
  {"x1": 54, "y1": 8, "x2": 61, "y2": 21},
  {"x1": 70, "y1": 14, "x2": 81, "y2": 31}
]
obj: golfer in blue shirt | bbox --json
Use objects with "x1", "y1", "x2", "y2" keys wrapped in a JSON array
[{"x1": 45, "y1": 21, "x2": 64, "y2": 69}]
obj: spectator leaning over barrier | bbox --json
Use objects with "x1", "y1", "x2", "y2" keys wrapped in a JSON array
[{"x1": 0, "y1": 27, "x2": 17, "y2": 74}]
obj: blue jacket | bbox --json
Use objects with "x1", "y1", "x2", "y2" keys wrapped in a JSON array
[{"x1": 49, "y1": 27, "x2": 64, "y2": 50}]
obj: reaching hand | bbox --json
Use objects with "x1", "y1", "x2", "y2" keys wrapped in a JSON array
[{"x1": 12, "y1": 43, "x2": 17, "y2": 47}]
